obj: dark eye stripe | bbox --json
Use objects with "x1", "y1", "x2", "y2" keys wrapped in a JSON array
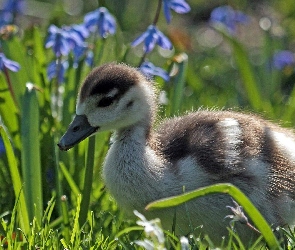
[{"x1": 97, "y1": 97, "x2": 114, "y2": 107}]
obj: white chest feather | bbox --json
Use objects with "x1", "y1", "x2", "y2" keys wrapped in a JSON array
[{"x1": 102, "y1": 128, "x2": 169, "y2": 214}]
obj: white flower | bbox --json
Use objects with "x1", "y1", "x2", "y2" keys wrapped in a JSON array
[
  {"x1": 134, "y1": 210, "x2": 166, "y2": 249},
  {"x1": 134, "y1": 239, "x2": 155, "y2": 250},
  {"x1": 134, "y1": 210, "x2": 165, "y2": 244},
  {"x1": 180, "y1": 236, "x2": 190, "y2": 250},
  {"x1": 224, "y1": 199, "x2": 260, "y2": 234},
  {"x1": 225, "y1": 199, "x2": 248, "y2": 226}
]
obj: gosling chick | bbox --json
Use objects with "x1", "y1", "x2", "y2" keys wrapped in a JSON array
[{"x1": 58, "y1": 63, "x2": 295, "y2": 244}]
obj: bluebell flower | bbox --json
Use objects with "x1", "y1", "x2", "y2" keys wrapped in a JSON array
[
  {"x1": 45, "y1": 25, "x2": 72, "y2": 57},
  {"x1": 139, "y1": 61, "x2": 170, "y2": 81},
  {"x1": 0, "y1": 137, "x2": 5, "y2": 155},
  {"x1": 210, "y1": 5, "x2": 249, "y2": 34},
  {"x1": 273, "y1": 50, "x2": 295, "y2": 70},
  {"x1": 163, "y1": 0, "x2": 191, "y2": 23},
  {"x1": 0, "y1": 14, "x2": 10, "y2": 28},
  {"x1": 0, "y1": 0, "x2": 25, "y2": 26},
  {"x1": 73, "y1": 44, "x2": 87, "y2": 67},
  {"x1": 2, "y1": 0, "x2": 25, "y2": 14},
  {"x1": 132, "y1": 25, "x2": 172, "y2": 53},
  {"x1": 84, "y1": 7, "x2": 116, "y2": 38},
  {"x1": 45, "y1": 24, "x2": 86, "y2": 57},
  {"x1": 62, "y1": 24, "x2": 89, "y2": 48},
  {"x1": 47, "y1": 60, "x2": 69, "y2": 83},
  {"x1": 72, "y1": 44, "x2": 93, "y2": 68},
  {"x1": 0, "y1": 53, "x2": 20, "y2": 72}
]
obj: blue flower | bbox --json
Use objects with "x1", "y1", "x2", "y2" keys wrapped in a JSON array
[
  {"x1": 163, "y1": 0, "x2": 191, "y2": 23},
  {"x1": 45, "y1": 24, "x2": 86, "y2": 57},
  {"x1": 47, "y1": 60, "x2": 69, "y2": 83},
  {"x1": 72, "y1": 44, "x2": 93, "y2": 68},
  {"x1": 0, "y1": 0, "x2": 25, "y2": 26},
  {"x1": 45, "y1": 25, "x2": 72, "y2": 57},
  {"x1": 73, "y1": 44, "x2": 87, "y2": 67},
  {"x1": 210, "y1": 5, "x2": 249, "y2": 34},
  {"x1": 62, "y1": 24, "x2": 89, "y2": 48},
  {"x1": 139, "y1": 61, "x2": 170, "y2": 81},
  {"x1": 2, "y1": 0, "x2": 25, "y2": 14},
  {"x1": 132, "y1": 25, "x2": 172, "y2": 53},
  {"x1": 84, "y1": 7, "x2": 116, "y2": 38},
  {"x1": 0, "y1": 53, "x2": 20, "y2": 72},
  {"x1": 273, "y1": 50, "x2": 295, "y2": 70}
]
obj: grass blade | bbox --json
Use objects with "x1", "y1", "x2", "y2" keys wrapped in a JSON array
[
  {"x1": 1, "y1": 37, "x2": 30, "y2": 105},
  {"x1": 71, "y1": 194, "x2": 81, "y2": 246},
  {"x1": 79, "y1": 136, "x2": 96, "y2": 226},
  {"x1": 0, "y1": 126, "x2": 30, "y2": 234},
  {"x1": 59, "y1": 162, "x2": 81, "y2": 196},
  {"x1": 0, "y1": 74, "x2": 21, "y2": 149},
  {"x1": 215, "y1": 28, "x2": 265, "y2": 112},
  {"x1": 61, "y1": 195, "x2": 70, "y2": 242},
  {"x1": 21, "y1": 84, "x2": 43, "y2": 224},
  {"x1": 146, "y1": 183, "x2": 280, "y2": 249}
]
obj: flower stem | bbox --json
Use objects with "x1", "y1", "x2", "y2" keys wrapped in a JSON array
[
  {"x1": 53, "y1": 56, "x2": 62, "y2": 120},
  {"x1": 4, "y1": 66, "x2": 18, "y2": 108},
  {"x1": 153, "y1": 0, "x2": 162, "y2": 25},
  {"x1": 138, "y1": 0, "x2": 162, "y2": 67},
  {"x1": 246, "y1": 222, "x2": 261, "y2": 234}
]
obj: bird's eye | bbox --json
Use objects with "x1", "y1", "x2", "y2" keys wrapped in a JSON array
[{"x1": 97, "y1": 97, "x2": 113, "y2": 107}]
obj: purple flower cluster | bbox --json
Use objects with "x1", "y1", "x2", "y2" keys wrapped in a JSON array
[
  {"x1": 45, "y1": 7, "x2": 116, "y2": 83},
  {"x1": 132, "y1": 0, "x2": 190, "y2": 81},
  {"x1": 45, "y1": 2, "x2": 191, "y2": 83}
]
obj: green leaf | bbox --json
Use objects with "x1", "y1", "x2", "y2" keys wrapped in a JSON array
[
  {"x1": 0, "y1": 126, "x2": 30, "y2": 234},
  {"x1": 115, "y1": 226, "x2": 143, "y2": 238},
  {"x1": 59, "y1": 162, "x2": 80, "y2": 196},
  {"x1": 79, "y1": 136, "x2": 96, "y2": 226},
  {"x1": 215, "y1": 28, "x2": 266, "y2": 112},
  {"x1": 71, "y1": 194, "x2": 81, "y2": 246},
  {"x1": 146, "y1": 183, "x2": 280, "y2": 249},
  {"x1": 2, "y1": 37, "x2": 30, "y2": 105},
  {"x1": 0, "y1": 73, "x2": 21, "y2": 149},
  {"x1": 21, "y1": 84, "x2": 43, "y2": 224}
]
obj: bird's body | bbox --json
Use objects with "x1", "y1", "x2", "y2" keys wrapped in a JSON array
[{"x1": 58, "y1": 63, "x2": 295, "y2": 244}]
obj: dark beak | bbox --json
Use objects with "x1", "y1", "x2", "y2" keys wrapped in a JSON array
[{"x1": 58, "y1": 115, "x2": 99, "y2": 151}]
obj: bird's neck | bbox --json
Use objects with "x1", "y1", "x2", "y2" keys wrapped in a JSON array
[
  {"x1": 103, "y1": 119, "x2": 165, "y2": 211},
  {"x1": 114, "y1": 120, "x2": 151, "y2": 144}
]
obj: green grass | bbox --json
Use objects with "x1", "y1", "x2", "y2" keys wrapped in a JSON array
[{"x1": 1, "y1": 1, "x2": 295, "y2": 249}]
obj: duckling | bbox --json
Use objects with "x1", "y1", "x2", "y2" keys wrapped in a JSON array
[{"x1": 58, "y1": 62, "x2": 295, "y2": 244}]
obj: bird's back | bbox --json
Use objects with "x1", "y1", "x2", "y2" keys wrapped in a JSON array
[{"x1": 152, "y1": 110, "x2": 295, "y2": 223}]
